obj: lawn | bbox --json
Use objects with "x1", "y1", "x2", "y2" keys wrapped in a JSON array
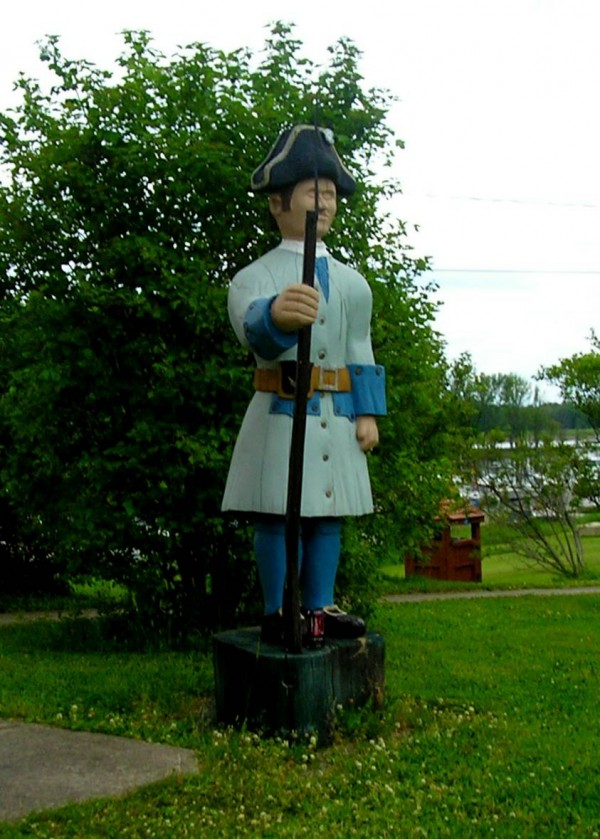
[{"x1": 1, "y1": 590, "x2": 599, "y2": 837}]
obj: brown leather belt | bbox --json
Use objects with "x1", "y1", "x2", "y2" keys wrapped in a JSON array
[{"x1": 254, "y1": 362, "x2": 351, "y2": 399}]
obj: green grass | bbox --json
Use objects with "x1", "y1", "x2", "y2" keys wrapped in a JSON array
[{"x1": 1, "y1": 595, "x2": 600, "y2": 837}]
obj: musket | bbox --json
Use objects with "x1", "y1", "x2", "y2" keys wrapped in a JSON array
[{"x1": 282, "y1": 126, "x2": 321, "y2": 653}]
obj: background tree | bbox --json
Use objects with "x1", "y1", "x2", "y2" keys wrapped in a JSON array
[
  {"x1": 499, "y1": 373, "x2": 531, "y2": 446},
  {"x1": 473, "y1": 372, "x2": 504, "y2": 435},
  {"x1": 541, "y1": 334, "x2": 600, "y2": 512},
  {"x1": 541, "y1": 333, "x2": 600, "y2": 441},
  {"x1": 0, "y1": 26, "x2": 462, "y2": 635},
  {"x1": 451, "y1": 362, "x2": 575, "y2": 444},
  {"x1": 477, "y1": 441, "x2": 586, "y2": 578},
  {"x1": 469, "y1": 338, "x2": 600, "y2": 579}
]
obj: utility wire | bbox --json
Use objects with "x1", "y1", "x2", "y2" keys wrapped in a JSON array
[
  {"x1": 430, "y1": 268, "x2": 600, "y2": 275},
  {"x1": 404, "y1": 192, "x2": 600, "y2": 209}
]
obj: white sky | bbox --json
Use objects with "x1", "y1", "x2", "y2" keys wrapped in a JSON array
[{"x1": 1, "y1": 0, "x2": 599, "y2": 400}]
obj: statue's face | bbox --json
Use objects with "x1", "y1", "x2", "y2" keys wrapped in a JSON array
[{"x1": 269, "y1": 178, "x2": 337, "y2": 241}]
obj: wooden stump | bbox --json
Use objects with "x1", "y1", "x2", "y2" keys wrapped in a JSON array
[{"x1": 213, "y1": 628, "x2": 385, "y2": 743}]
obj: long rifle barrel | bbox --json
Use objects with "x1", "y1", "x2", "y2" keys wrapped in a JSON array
[{"x1": 282, "y1": 207, "x2": 318, "y2": 653}]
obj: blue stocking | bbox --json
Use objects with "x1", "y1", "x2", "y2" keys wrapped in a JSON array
[
  {"x1": 253, "y1": 517, "x2": 291, "y2": 616},
  {"x1": 300, "y1": 518, "x2": 342, "y2": 610}
]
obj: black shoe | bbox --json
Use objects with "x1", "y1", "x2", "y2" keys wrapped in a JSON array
[
  {"x1": 260, "y1": 610, "x2": 283, "y2": 644},
  {"x1": 323, "y1": 605, "x2": 366, "y2": 639},
  {"x1": 260, "y1": 610, "x2": 307, "y2": 645}
]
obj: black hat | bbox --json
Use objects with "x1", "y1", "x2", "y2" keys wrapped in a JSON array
[{"x1": 250, "y1": 125, "x2": 357, "y2": 197}]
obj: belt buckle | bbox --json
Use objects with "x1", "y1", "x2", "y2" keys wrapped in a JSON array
[
  {"x1": 277, "y1": 361, "x2": 297, "y2": 398},
  {"x1": 277, "y1": 361, "x2": 317, "y2": 400},
  {"x1": 316, "y1": 367, "x2": 338, "y2": 392}
]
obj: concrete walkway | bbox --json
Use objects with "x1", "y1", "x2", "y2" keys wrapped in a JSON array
[{"x1": 0, "y1": 720, "x2": 198, "y2": 823}]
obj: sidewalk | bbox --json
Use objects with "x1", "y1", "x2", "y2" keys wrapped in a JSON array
[{"x1": 0, "y1": 720, "x2": 198, "y2": 823}]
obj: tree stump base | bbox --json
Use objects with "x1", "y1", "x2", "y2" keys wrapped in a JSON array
[{"x1": 213, "y1": 628, "x2": 385, "y2": 743}]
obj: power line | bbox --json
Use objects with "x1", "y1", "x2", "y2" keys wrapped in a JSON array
[
  {"x1": 405, "y1": 193, "x2": 600, "y2": 210},
  {"x1": 429, "y1": 268, "x2": 600, "y2": 275}
]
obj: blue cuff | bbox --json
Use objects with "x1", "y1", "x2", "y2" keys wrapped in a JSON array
[
  {"x1": 348, "y1": 364, "x2": 387, "y2": 416},
  {"x1": 243, "y1": 297, "x2": 298, "y2": 360}
]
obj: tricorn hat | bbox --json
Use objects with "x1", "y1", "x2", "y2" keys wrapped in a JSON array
[{"x1": 250, "y1": 125, "x2": 357, "y2": 197}]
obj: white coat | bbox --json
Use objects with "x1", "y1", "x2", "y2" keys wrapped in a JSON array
[{"x1": 221, "y1": 242, "x2": 385, "y2": 517}]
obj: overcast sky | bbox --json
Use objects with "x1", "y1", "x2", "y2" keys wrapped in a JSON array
[{"x1": 1, "y1": 0, "x2": 598, "y2": 399}]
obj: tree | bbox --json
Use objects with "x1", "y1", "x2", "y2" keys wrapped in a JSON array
[
  {"x1": 449, "y1": 362, "x2": 573, "y2": 444},
  {"x1": 541, "y1": 335, "x2": 600, "y2": 511},
  {"x1": 467, "y1": 339, "x2": 600, "y2": 579},
  {"x1": 542, "y1": 333, "x2": 600, "y2": 441},
  {"x1": 473, "y1": 372, "x2": 504, "y2": 434},
  {"x1": 498, "y1": 373, "x2": 531, "y2": 446},
  {"x1": 0, "y1": 26, "x2": 461, "y2": 635},
  {"x1": 477, "y1": 441, "x2": 586, "y2": 578}
]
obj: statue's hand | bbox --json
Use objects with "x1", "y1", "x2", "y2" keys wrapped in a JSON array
[
  {"x1": 271, "y1": 284, "x2": 320, "y2": 333},
  {"x1": 356, "y1": 415, "x2": 379, "y2": 452}
]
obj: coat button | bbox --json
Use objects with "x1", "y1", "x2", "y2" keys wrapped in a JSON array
[
  {"x1": 325, "y1": 490, "x2": 332, "y2": 498},
  {"x1": 323, "y1": 454, "x2": 329, "y2": 462},
  {"x1": 318, "y1": 350, "x2": 326, "y2": 360}
]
